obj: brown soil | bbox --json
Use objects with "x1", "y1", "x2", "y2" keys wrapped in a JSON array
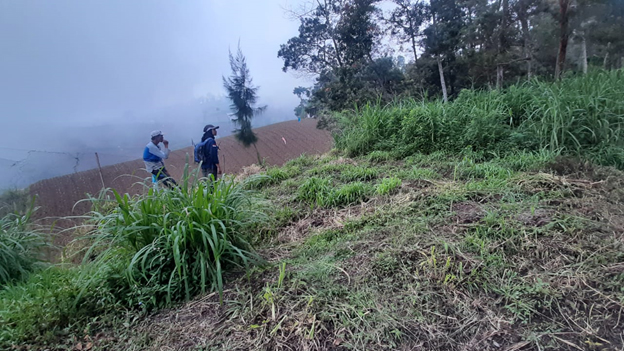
[{"x1": 28, "y1": 119, "x2": 333, "y2": 247}]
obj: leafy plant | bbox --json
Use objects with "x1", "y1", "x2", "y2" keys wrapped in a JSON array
[
  {"x1": 375, "y1": 177, "x2": 402, "y2": 195},
  {"x1": 296, "y1": 177, "x2": 332, "y2": 207},
  {"x1": 0, "y1": 205, "x2": 45, "y2": 286},
  {"x1": 81, "y1": 172, "x2": 268, "y2": 309}
]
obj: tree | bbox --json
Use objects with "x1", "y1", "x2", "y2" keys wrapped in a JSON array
[
  {"x1": 336, "y1": 0, "x2": 380, "y2": 67},
  {"x1": 512, "y1": 0, "x2": 547, "y2": 79},
  {"x1": 387, "y1": 0, "x2": 426, "y2": 63},
  {"x1": 278, "y1": 0, "x2": 346, "y2": 75},
  {"x1": 293, "y1": 86, "x2": 312, "y2": 119},
  {"x1": 554, "y1": 0, "x2": 572, "y2": 80},
  {"x1": 496, "y1": 0, "x2": 510, "y2": 89},
  {"x1": 279, "y1": 0, "x2": 380, "y2": 75},
  {"x1": 422, "y1": 0, "x2": 464, "y2": 102},
  {"x1": 223, "y1": 45, "x2": 266, "y2": 164}
]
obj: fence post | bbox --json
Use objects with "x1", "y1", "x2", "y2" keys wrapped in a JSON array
[{"x1": 95, "y1": 152, "x2": 105, "y2": 189}]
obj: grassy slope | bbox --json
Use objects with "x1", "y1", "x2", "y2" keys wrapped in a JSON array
[{"x1": 83, "y1": 150, "x2": 624, "y2": 351}]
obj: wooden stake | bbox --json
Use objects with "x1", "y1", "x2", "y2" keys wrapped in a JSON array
[{"x1": 95, "y1": 152, "x2": 105, "y2": 189}]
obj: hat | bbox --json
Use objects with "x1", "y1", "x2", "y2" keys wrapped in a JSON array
[
  {"x1": 150, "y1": 130, "x2": 163, "y2": 138},
  {"x1": 203, "y1": 124, "x2": 220, "y2": 132}
]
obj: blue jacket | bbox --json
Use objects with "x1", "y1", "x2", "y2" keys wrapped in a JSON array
[{"x1": 143, "y1": 146, "x2": 161, "y2": 163}]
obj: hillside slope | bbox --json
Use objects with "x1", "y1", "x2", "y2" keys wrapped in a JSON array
[{"x1": 72, "y1": 151, "x2": 624, "y2": 351}]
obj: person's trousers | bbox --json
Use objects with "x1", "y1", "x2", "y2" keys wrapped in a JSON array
[
  {"x1": 151, "y1": 167, "x2": 177, "y2": 188},
  {"x1": 201, "y1": 165, "x2": 218, "y2": 181}
]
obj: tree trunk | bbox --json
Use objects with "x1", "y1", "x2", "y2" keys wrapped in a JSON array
[
  {"x1": 555, "y1": 0, "x2": 570, "y2": 80},
  {"x1": 321, "y1": 0, "x2": 343, "y2": 69},
  {"x1": 437, "y1": 56, "x2": 448, "y2": 103},
  {"x1": 253, "y1": 143, "x2": 262, "y2": 165},
  {"x1": 407, "y1": 9, "x2": 418, "y2": 64},
  {"x1": 604, "y1": 42, "x2": 611, "y2": 69},
  {"x1": 410, "y1": 36, "x2": 418, "y2": 64},
  {"x1": 520, "y1": 14, "x2": 532, "y2": 79},
  {"x1": 581, "y1": 33, "x2": 588, "y2": 74},
  {"x1": 497, "y1": 0, "x2": 509, "y2": 89}
]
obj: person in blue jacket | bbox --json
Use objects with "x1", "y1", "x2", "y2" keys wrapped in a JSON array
[
  {"x1": 195, "y1": 124, "x2": 221, "y2": 181},
  {"x1": 143, "y1": 130, "x2": 177, "y2": 188}
]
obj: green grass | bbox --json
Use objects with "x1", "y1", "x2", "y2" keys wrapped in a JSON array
[
  {"x1": 340, "y1": 166, "x2": 379, "y2": 182},
  {"x1": 375, "y1": 177, "x2": 402, "y2": 195},
  {"x1": 7, "y1": 71, "x2": 624, "y2": 349},
  {"x1": 82, "y1": 173, "x2": 268, "y2": 308},
  {"x1": 0, "y1": 266, "x2": 121, "y2": 347},
  {"x1": 0, "y1": 189, "x2": 31, "y2": 218},
  {"x1": 334, "y1": 70, "x2": 624, "y2": 169},
  {"x1": 10, "y1": 150, "x2": 624, "y2": 350},
  {"x1": 0, "y1": 206, "x2": 45, "y2": 286}
]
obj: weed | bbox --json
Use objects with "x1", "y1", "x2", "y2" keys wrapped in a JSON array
[
  {"x1": 325, "y1": 182, "x2": 370, "y2": 207},
  {"x1": 0, "y1": 205, "x2": 46, "y2": 286},
  {"x1": 296, "y1": 177, "x2": 332, "y2": 207},
  {"x1": 367, "y1": 150, "x2": 391, "y2": 163},
  {"x1": 375, "y1": 177, "x2": 402, "y2": 195},
  {"x1": 81, "y1": 173, "x2": 268, "y2": 309},
  {"x1": 340, "y1": 166, "x2": 379, "y2": 182}
]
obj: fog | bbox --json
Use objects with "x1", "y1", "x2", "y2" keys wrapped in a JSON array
[{"x1": 0, "y1": 0, "x2": 308, "y2": 190}]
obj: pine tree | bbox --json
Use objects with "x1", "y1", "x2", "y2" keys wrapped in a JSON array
[{"x1": 223, "y1": 45, "x2": 266, "y2": 164}]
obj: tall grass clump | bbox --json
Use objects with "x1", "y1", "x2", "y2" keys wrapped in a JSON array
[
  {"x1": 0, "y1": 206, "x2": 45, "y2": 286},
  {"x1": 334, "y1": 70, "x2": 624, "y2": 169},
  {"x1": 0, "y1": 189, "x2": 31, "y2": 218},
  {"x1": 82, "y1": 171, "x2": 268, "y2": 308},
  {"x1": 296, "y1": 177, "x2": 332, "y2": 207}
]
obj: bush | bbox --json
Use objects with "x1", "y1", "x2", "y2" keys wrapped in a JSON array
[
  {"x1": 82, "y1": 175, "x2": 268, "y2": 309},
  {"x1": 0, "y1": 207, "x2": 46, "y2": 286}
]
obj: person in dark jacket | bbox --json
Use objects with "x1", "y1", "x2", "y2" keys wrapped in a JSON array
[{"x1": 198, "y1": 124, "x2": 221, "y2": 180}]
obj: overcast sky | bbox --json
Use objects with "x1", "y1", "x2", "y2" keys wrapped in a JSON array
[{"x1": 0, "y1": 0, "x2": 306, "y2": 129}]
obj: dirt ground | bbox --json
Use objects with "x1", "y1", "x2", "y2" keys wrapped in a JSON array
[{"x1": 28, "y1": 119, "x2": 333, "y2": 247}]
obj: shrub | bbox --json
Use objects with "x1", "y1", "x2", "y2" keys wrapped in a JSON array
[
  {"x1": 0, "y1": 207, "x2": 46, "y2": 286},
  {"x1": 0, "y1": 189, "x2": 31, "y2": 218}
]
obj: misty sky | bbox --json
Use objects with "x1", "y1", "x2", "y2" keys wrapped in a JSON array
[
  {"x1": 0, "y1": 0, "x2": 306, "y2": 136},
  {"x1": 0, "y1": 0, "x2": 311, "y2": 189}
]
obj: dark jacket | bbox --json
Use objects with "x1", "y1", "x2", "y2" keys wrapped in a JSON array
[{"x1": 201, "y1": 138, "x2": 219, "y2": 170}]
